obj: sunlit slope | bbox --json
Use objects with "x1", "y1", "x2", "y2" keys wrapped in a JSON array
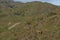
[{"x1": 0, "y1": 0, "x2": 60, "y2": 40}]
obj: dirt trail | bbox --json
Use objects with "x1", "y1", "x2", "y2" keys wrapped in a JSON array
[{"x1": 8, "y1": 22, "x2": 20, "y2": 30}]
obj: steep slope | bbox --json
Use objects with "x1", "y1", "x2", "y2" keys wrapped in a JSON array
[{"x1": 0, "y1": 0, "x2": 60, "y2": 40}]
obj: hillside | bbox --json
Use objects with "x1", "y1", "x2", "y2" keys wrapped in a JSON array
[{"x1": 0, "y1": 0, "x2": 60, "y2": 40}]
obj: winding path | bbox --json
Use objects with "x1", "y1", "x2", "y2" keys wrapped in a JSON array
[{"x1": 8, "y1": 22, "x2": 20, "y2": 30}]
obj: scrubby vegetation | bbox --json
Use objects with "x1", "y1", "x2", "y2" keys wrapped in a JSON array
[{"x1": 0, "y1": 0, "x2": 60, "y2": 40}]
